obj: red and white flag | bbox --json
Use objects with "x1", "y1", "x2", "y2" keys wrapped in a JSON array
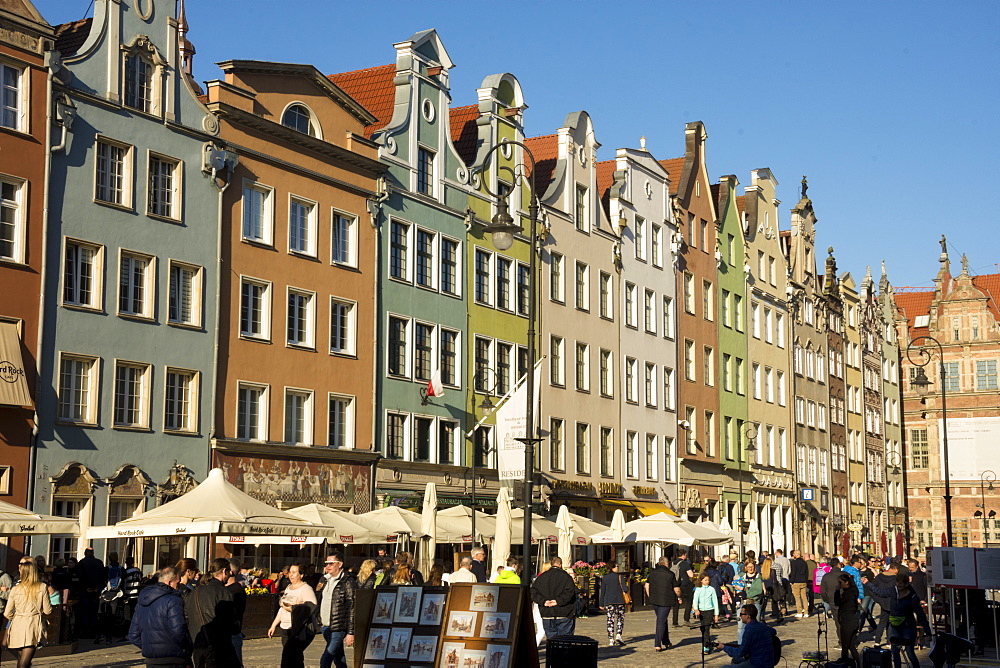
[{"x1": 426, "y1": 369, "x2": 444, "y2": 398}]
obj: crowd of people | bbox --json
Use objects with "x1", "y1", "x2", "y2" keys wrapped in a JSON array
[{"x1": 0, "y1": 544, "x2": 967, "y2": 668}]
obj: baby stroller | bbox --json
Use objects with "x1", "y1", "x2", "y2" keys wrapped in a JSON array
[{"x1": 929, "y1": 632, "x2": 974, "y2": 668}]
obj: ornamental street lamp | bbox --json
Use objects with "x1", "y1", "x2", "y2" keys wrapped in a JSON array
[
  {"x1": 906, "y1": 335, "x2": 953, "y2": 546},
  {"x1": 739, "y1": 423, "x2": 758, "y2": 559},
  {"x1": 477, "y1": 140, "x2": 542, "y2": 589},
  {"x1": 979, "y1": 470, "x2": 996, "y2": 547},
  {"x1": 471, "y1": 367, "x2": 500, "y2": 550}
]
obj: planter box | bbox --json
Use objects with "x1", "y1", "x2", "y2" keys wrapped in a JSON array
[{"x1": 243, "y1": 594, "x2": 278, "y2": 639}]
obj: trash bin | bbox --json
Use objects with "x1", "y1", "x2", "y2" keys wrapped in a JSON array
[{"x1": 546, "y1": 635, "x2": 598, "y2": 668}]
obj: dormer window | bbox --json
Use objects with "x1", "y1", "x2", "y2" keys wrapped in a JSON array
[
  {"x1": 282, "y1": 104, "x2": 316, "y2": 137},
  {"x1": 124, "y1": 52, "x2": 153, "y2": 112}
]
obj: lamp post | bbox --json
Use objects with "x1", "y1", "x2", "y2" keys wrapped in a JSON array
[
  {"x1": 906, "y1": 335, "x2": 953, "y2": 546},
  {"x1": 478, "y1": 140, "x2": 542, "y2": 589},
  {"x1": 471, "y1": 367, "x2": 500, "y2": 551},
  {"x1": 739, "y1": 423, "x2": 758, "y2": 559},
  {"x1": 979, "y1": 470, "x2": 996, "y2": 547}
]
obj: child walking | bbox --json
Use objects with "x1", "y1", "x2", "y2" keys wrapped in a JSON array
[{"x1": 693, "y1": 574, "x2": 720, "y2": 654}]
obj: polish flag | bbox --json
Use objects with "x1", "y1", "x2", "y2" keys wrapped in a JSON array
[{"x1": 426, "y1": 369, "x2": 444, "y2": 399}]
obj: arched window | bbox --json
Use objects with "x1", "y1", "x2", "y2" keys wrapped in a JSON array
[{"x1": 282, "y1": 103, "x2": 317, "y2": 137}]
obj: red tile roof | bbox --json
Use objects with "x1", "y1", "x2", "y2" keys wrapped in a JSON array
[
  {"x1": 596, "y1": 159, "x2": 616, "y2": 199},
  {"x1": 736, "y1": 195, "x2": 746, "y2": 216},
  {"x1": 54, "y1": 18, "x2": 92, "y2": 57},
  {"x1": 525, "y1": 134, "x2": 558, "y2": 193},
  {"x1": 659, "y1": 157, "x2": 684, "y2": 195},
  {"x1": 327, "y1": 64, "x2": 395, "y2": 138},
  {"x1": 894, "y1": 290, "x2": 934, "y2": 334},
  {"x1": 895, "y1": 271, "x2": 1000, "y2": 334},
  {"x1": 449, "y1": 104, "x2": 479, "y2": 166}
]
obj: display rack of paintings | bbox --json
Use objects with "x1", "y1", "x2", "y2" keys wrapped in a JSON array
[
  {"x1": 355, "y1": 585, "x2": 448, "y2": 668},
  {"x1": 437, "y1": 583, "x2": 534, "y2": 668}
]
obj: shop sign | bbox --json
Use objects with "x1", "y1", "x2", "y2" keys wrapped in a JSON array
[
  {"x1": 598, "y1": 482, "x2": 623, "y2": 497},
  {"x1": 632, "y1": 485, "x2": 657, "y2": 497},
  {"x1": 551, "y1": 479, "x2": 594, "y2": 493}
]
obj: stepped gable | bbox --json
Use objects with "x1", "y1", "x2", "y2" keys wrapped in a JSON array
[
  {"x1": 524, "y1": 133, "x2": 558, "y2": 193},
  {"x1": 327, "y1": 63, "x2": 395, "y2": 138},
  {"x1": 54, "y1": 18, "x2": 91, "y2": 57},
  {"x1": 449, "y1": 104, "x2": 478, "y2": 166}
]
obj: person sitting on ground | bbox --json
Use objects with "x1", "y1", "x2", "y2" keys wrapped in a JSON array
[{"x1": 715, "y1": 604, "x2": 777, "y2": 668}]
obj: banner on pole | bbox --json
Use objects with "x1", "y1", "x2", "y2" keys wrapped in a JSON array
[{"x1": 494, "y1": 363, "x2": 542, "y2": 491}]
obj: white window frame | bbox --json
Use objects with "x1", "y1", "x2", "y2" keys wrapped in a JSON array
[
  {"x1": 625, "y1": 281, "x2": 638, "y2": 328},
  {"x1": 146, "y1": 152, "x2": 181, "y2": 220},
  {"x1": 287, "y1": 194, "x2": 318, "y2": 257},
  {"x1": 626, "y1": 430, "x2": 638, "y2": 479},
  {"x1": 645, "y1": 362, "x2": 657, "y2": 407},
  {"x1": 416, "y1": 227, "x2": 438, "y2": 291},
  {"x1": 634, "y1": 216, "x2": 646, "y2": 260},
  {"x1": 474, "y1": 247, "x2": 494, "y2": 306},
  {"x1": 0, "y1": 61, "x2": 27, "y2": 132},
  {"x1": 441, "y1": 237, "x2": 462, "y2": 297},
  {"x1": 167, "y1": 260, "x2": 202, "y2": 328},
  {"x1": 286, "y1": 287, "x2": 316, "y2": 349},
  {"x1": 0, "y1": 176, "x2": 25, "y2": 264},
  {"x1": 663, "y1": 366, "x2": 675, "y2": 410},
  {"x1": 117, "y1": 249, "x2": 154, "y2": 319},
  {"x1": 549, "y1": 252, "x2": 565, "y2": 303},
  {"x1": 242, "y1": 181, "x2": 274, "y2": 245},
  {"x1": 496, "y1": 255, "x2": 513, "y2": 311},
  {"x1": 575, "y1": 261, "x2": 590, "y2": 311},
  {"x1": 329, "y1": 296, "x2": 357, "y2": 356},
  {"x1": 387, "y1": 315, "x2": 411, "y2": 378},
  {"x1": 57, "y1": 352, "x2": 100, "y2": 425},
  {"x1": 625, "y1": 356, "x2": 638, "y2": 403},
  {"x1": 164, "y1": 367, "x2": 199, "y2": 433},
  {"x1": 549, "y1": 335, "x2": 565, "y2": 387},
  {"x1": 389, "y1": 219, "x2": 412, "y2": 282},
  {"x1": 599, "y1": 271, "x2": 613, "y2": 319},
  {"x1": 651, "y1": 223, "x2": 662, "y2": 267},
  {"x1": 236, "y1": 381, "x2": 269, "y2": 441},
  {"x1": 94, "y1": 137, "x2": 133, "y2": 208},
  {"x1": 112, "y1": 359, "x2": 151, "y2": 429},
  {"x1": 283, "y1": 387, "x2": 314, "y2": 445},
  {"x1": 328, "y1": 209, "x2": 357, "y2": 267},
  {"x1": 123, "y1": 50, "x2": 156, "y2": 114},
  {"x1": 239, "y1": 276, "x2": 271, "y2": 341},
  {"x1": 599, "y1": 348, "x2": 613, "y2": 397},
  {"x1": 61, "y1": 239, "x2": 103, "y2": 310},
  {"x1": 575, "y1": 341, "x2": 590, "y2": 392},
  {"x1": 662, "y1": 296, "x2": 674, "y2": 339}
]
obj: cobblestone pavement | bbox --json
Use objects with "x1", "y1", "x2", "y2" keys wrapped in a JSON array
[{"x1": 28, "y1": 608, "x2": 934, "y2": 667}]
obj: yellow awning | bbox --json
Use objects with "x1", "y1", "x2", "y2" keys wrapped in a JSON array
[
  {"x1": 631, "y1": 501, "x2": 678, "y2": 516},
  {"x1": 599, "y1": 499, "x2": 634, "y2": 508},
  {"x1": 0, "y1": 322, "x2": 31, "y2": 408}
]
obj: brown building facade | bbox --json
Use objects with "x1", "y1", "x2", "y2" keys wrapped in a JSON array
[
  {"x1": 0, "y1": 0, "x2": 52, "y2": 569},
  {"x1": 205, "y1": 61, "x2": 385, "y2": 518}
]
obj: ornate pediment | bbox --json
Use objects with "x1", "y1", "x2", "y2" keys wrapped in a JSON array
[
  {"x1": 157, "y1": 461, "x2": 198, "y2": 502},
  {"x1": 123, "y1": 34, "x2": 167, "y2": 66},
  {"x1": 105, "y1": 464, "x2": 152, "y2": 496},
  {"x1": 50, "y1": 462, "x2": 100, "y2": 495}
]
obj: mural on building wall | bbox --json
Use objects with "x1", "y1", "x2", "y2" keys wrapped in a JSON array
[{"x1": 214, "y1": 452, "x2": 371, "y2": 511}]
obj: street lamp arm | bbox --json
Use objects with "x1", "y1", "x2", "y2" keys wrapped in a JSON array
[{"x1": 905, "y1": 335, "x2": 942, "y2": 371}]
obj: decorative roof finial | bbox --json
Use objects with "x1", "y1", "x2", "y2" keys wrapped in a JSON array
[
  {"x1": 961, "y1": 254, "x2": 969, "y2": 275},
  {"x1": 939, "y1": 234, "x2": 949, "y2": 264},
  {"x1": 640, "y1": 136, "x2": 647, "y2": 151},
  {"x1": 801, "y1": 175, "x2": 808, "y2": 199}
]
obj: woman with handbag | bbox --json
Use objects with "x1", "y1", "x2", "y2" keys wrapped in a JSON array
[
  {"x1": 760, "y1": 557, "x2": 784, "y2": 625},
  {"x1": 268, "y1": 563, "x2": 317, "y2": 668},
  {"x1": 3, "y1": 559, "x2": 53, "y2": 668},
  {"x1": 739, "y1": 561, "x2": 763, "y2": 642},
  {"x1": 598, "y1": 563, "x2": 629, "y2": 647}
]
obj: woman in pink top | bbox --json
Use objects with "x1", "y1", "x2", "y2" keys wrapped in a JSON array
[
  {"x1": 268, "y1": 562, "x2": 317, "y2": 668},
  {"x1": 813, "y1": 560, "x2": 831, "y2": 594}
]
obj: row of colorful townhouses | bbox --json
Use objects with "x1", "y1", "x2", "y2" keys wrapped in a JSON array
[{"x1": 3, "y1": 0, "x2": 997, "y2": 572}]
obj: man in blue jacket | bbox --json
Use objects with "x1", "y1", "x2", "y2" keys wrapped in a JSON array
[
  {"x1": 128, "y1": 566, "x2": 192, "y2": 667},
  {"x1": 715, "y1": 604, "x2": 777, "y2": 668}
]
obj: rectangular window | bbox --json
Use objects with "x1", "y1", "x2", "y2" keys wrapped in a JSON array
[
  {"x1": 416, "y1": 147, "x2": 435, "y2": 196},
  {"x1": 95, "y1": 140, "x2": 129, "y2": 206},
  {"x1": 943, "y1": 362, "x2": 960, "y2": 391},
  {"x1": 63, "y1": 240, "x2": 101, "y2": 308},
  {"x1": 704, "y1": 410, "x2": 715, "y2": 456},
  {"x1": 331, "y1": 212, "x2": 355, "y2": 266},
  {"x1": 496, "y1": 342, "x2": 512, "y2": 395},
  {"x1": 683, "y1": 273, "x2": 695, "y2": 313},
  {"x1": 734, "y1": 294, "x2": 744, "y2": 331},
  {"x1": 765, "y1": 366, "x2": 774, "y2": 403},
  {"x1": 416, "y1": 229, "x2": 436, "y2": 289},
  {"x1": 550, "y1": 418, "x2": 564, "y2": 471},
  {"x1": 599, "y1": 349, "x2": 612, "y2": 397},
  {"x1": 440, "y1": 329, "x2": 458, "y2": 386},
  {"x1": 58, "y1": 354, "x2": 98, "y2": 423},
  {"x1": 389, "y1": 221, "x2": 409, "y2": 280},
  {"x1": 910, "y1": 428, "x2": 928, "y2": 469},
  {"x1": 777, "y1": 370, "x2": 787, "y2": 406},
  {"x1": 385, "y1": 413, "x2": 406, "y2": 459},
  {"x1": 50, "y1": 499, "x2": 82, "y2": 565},
  {"x1": 600, "y1": 427, "x2": 613, "y2": 476},
  {"x1": 576, "y1": 422, "x2": 590, "y2": 474},
  {"x1": 976, "y1": 360, "x2": 998, "y2": 390},
  {"x1": 288, "y1": 197, "x2": 316, "y2": 255},
  {"x1": 549, "y1": 336, "x2": 564, "y2": 386},
  {"x1": 124, "y1": 53, "x2": 152, "y2": 112},
  {"x1": 284, "y1": 389, "x2": 313, "y2": 445},
  {"x1": 328, "y1": 394, "x2": 354, "y2": 448},
  {"x1": 663, "y1": 367, "x2": 674, "y2": 410},
  {"x1": 168, "y1": 262, "x2": 200, "y2": 327},
  {"x1": 329, "y1": 298, "x2": 356, "y2": 355},
  {"x1": 0, "y1": 63, "x2": 23, "y2": 130},
  {"x1": 237, "y1": 383, "x2": 267, "y2": 440},
  {"x1": 550, "y1": 252, "x2": 564, "y2": 302},
  {"x1": 751, "y1": 302, "x2": 761, "y2": 338},
  {"x1": 684, "y1": 339, "x2": 695, "y2": 381},
  {"x1": 764, "y1": 307, "x2": 773, "y2": 343},
  {"x1": 652, "y1": 223, "x2": 662, "y2": 266},
  {"x1": 387, "y1": 316, "x2": 408, "y2": 376},
  {"x1": 413, "y1": 416, "x2": 432, "y2": 462},
  {"x1": 575, "y1": 261, "x2": 589, "y2": 310},
  {"x1": 438, "y1": 421, "x2": 457, "y2": 464},
  {"x1": 148, "y1": 154, "x2": 179, "y2": 219},
  {"x1": 662, "y1": 296, "x2": 674, "y2": 338},
  {"x1": 516, "y1": 263, "x2": 529, "y2": 315},
  {"x1": 0, "y1": 179, "x2": 21, "y2": 262},
  {"x1": 441, "y1": 238, "x2": 460, "y2": 296},
  {"x1": 685, "y1": 407, "x2": 696, "y2": 454},
  {"x1": 704, "y1": 346, "x2": 714, "y2": 386},
  {"x1": 644, "y1": 289, "x2": 655, "y2": 333},
  {"x1": 626, "y1": 431, "x2": 637, "y2": 478},
  {"x1": 475, "y1": 249, "x2": 492, "y2": 304},
  {"x1": 575, "y1": 185, "x2": 587, "y2": 231},
  {"x1": 414, "y1": 322, "x2": 434, "y2": 382},
  {"x1": 776, "y1": 313, "x2": 785, "y2": 347},
  {"x1": 634, "y1": 216, "x2": 646, "y2": 259},
  {"x1": 722, "y1": 353, "x2": 733, "y2": 392},
  {"x1": 497, "y1": 257, "x2": 512, "y2": 310},
  {"x1": 664, "y1": 437, "x2": 675, "y2": 481},
  {"x1": 164, "y1": 368, "x2": 197, "y2": 432},
  {"x1": 575, "y1": 342, "x2": 589, "y2": 391},
  {"x1": 599, "y1": 272, "x2": 612, "y2": 319},
  {"x1": 645, "y1": 362, "x2": 656, "y2": 406},
  {"x1": 286, "y1": 289, "x2": 314, "y2": 347},
  {"x1": 113, "y1": 361, "x2": 149, "y2": 428},
  {"x1": 625, "y1": 357, "x2": 637, "y2": 403},
  {"x1": 625, "y1": 282, "x2": 637, "y2": 327},
  {"x1": 721, "y1": 289, "x2": 731, "y2": 327},
  {"x1": 645, "y1": 434, "x2": 657, "y2": 479},
  {"x1": 242, "y1": 183, "x2": 273, "y2": 244},
  {"x1": 735, "y1": 358, "x2": 745, "y2": 395},
  {"x1": 703, "y1": 280, "x2": 714, "y2": 320},
  {"x1": 119, "y1": 251, "x2": 152, "y2": 318},
  {"x1": 723, "y1": 417, "x2": 733, "y2": 460},
  {"x1": 239, "y1": 279, "x2": 270, "y2": 340}
]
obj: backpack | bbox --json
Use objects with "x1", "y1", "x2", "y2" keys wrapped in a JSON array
[{"x1": 771, "y1": 631, "x2": 782, "y2": 667}]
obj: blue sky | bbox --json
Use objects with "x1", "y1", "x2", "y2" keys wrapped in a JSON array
[{"x1": 44, "y1": 0, "x2": 1000, "y2": 287}]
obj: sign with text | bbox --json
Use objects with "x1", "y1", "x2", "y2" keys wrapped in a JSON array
[{"x1": 495, "y1": 364, "x2": 541, "y2": 491}]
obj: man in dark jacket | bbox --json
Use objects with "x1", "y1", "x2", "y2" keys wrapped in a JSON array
[
  {"x1": 128, "y1": 566, "x2": 192, "y2": 667},
  {"x1": 318, "y1": 551, "x2": 357, "y2": 668},
  {"x1": 470, "y1": 548, "x2": 488, "y2": 583},
  {"x1": 789, "y1": 550, "x2": 811, "y2": 617},
  {"x1": 644, "y1": 556, "x2": 682, "y2": 650},
  {"x1": 225, "y1": 572, "x2": 247, "y2": 667},
  {"x1": 530, "y1": 556, "x2": 577, "y2": 638},
  {"x1": 75, "y1": 547, "x2": 107, "y2": 638},
  {"x1": 186, "y1": 558, "x2": 238, "y2": 668},
  {"x1": 670, "y1": 549, "x2": 695, "y2": 627},
  {"x1": 820, "y1": 558, "x2": 843, "y2": 636},
  {"x1": 906, "y1": 559, "x2": 928, "y2": 602},
  {"x1": 868, "y1": 560, "x2": 900, "y2": 644}
]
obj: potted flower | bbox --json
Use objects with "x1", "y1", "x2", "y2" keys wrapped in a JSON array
[
  {"x1": 592, "y1": 562, "x2": 610, "y2": 576},
  {"x1": 572, "y1": 560, "x2": 592, "y2": 577}
]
